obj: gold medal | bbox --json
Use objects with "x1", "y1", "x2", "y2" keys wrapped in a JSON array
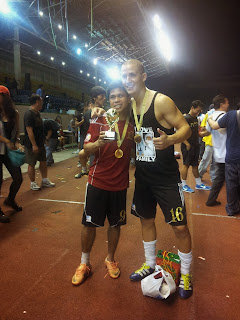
[
  {"x1": 134, "y1": 134, "x2": 142, "y2": 144},
  {"x1": 114, "y1": 114, "x2": 130, "y2": 159},
  {"x1": 115, "y1": 148, "x2": 124, "y2": 158}
]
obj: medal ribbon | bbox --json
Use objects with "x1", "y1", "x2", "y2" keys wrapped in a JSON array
[
  {"x1": 114, "y1": 115, "x2": 130, "y2": 148},
  {"x1": 132, "y1": 89, "x2": 149, "y2": 132}
]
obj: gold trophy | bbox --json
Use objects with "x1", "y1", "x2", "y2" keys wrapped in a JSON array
[{"x1": 104, "y1": 108, "x2": 119, "y2": 140}]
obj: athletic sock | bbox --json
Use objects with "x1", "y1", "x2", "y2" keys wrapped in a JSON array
[
  {"x1": 42, "y1": 178, "x2": 48, "y2": 183},
  {"x1": 143, "y1": 240, "x2": 157, "y2": 269},
  {"x1": 182, "y1": 180, "x2": 187, "y2": 186},
  {"x1": 82, "y1": 167, "x2": 87, "y2": 173},
  {"x1": 81, "y1": 252, "x2": 90, "y2": 265},
  {"x1": 195, "y1": 177, "x2": 202, "y2": 185},
  {"x1": 178, "y1": 250, "x2": 192, "y2": 275}
]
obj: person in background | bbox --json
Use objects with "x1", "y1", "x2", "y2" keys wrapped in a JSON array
[
  {"x1": 55, "y1": 116, "x2": 66, "y2": 150},
  {"x1": 36, "y1": 85, "x2": 43, "y2": 97},
  {"x1": 208, "y1": 105, "x2": 240, "y2": 215},
  {"x1": 205, "y1": 95, "x2": 229, "y2": 206},
  {"x1": 181, "y1": 100, "x2": 211, "y2": 193},
  {"x1": 24, "y1": 94, "x2": 55, "y2": 191},
  {"x1": 43, "y1": 118, "x2": 60, "y2": 166},
  {"x1": 0, "y1": 86, "x2": 23, "y2": 223},
  {"x1": 74, "y1": 87, "x2": 106, "y2": 179}
]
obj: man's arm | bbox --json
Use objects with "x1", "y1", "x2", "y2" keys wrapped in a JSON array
[
  {"x1": 153, "y1": 95, "x2": 191, "y2": 150},
  {"x1": 207, "y1": 118, "x2": 220, "y2": 130},
  {"x1": 45, "y1": 130, "x2": 52, "y2": 144},
  {"x1": 75, "y1": 119, "x2": 84, "y2": 127},
  {"x1": 26, "y1": 127, "x2": 38, "y2": 153}
]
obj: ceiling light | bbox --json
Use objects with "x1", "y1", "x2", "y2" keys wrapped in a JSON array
[
  {"x1": 77, "y1": 48, "x2": 82, "y2": 55},
  {"x1": 87, "y1": 73, "x2": 90, "y2": 77},
  {"x1": 50, "y1": 57, "x2": 54, "y2": 61},
  {"x1": 99, "y1": 79, "x2": 101, "y2": 82},
  {"x1": 104, "y1": 81, "x2": 106, "y2": 84},
  {"x1": 108, "y1": 67, "x2": 120, "y2": 80},
  {"x1": 93, "y1": 76, "x2": 96, "y2": 79},
  {"x1": 73, "y1": 35, "x2": 77, "y2": 40},
  {"x1": 85, "y1": 43, "x2": 89, "y2": 48},
  {"x1": 62, "y1": 62, "x2": 65, "y2": 66},
  {"x1": 37, "y1": 51, "x2": 41, "y2": 55},
  {"x1": 58, "y1": 24, "x2": 62, "y2": 30},
  {"x1": 93, "y1": 58, "x2": 98, "y2": 65},
  {"x1": 80, "y1": 70, "x2": 83, "y2": 73},
  {"x1": 39, "y1": 11, "x2": 43, "y2": 17}
]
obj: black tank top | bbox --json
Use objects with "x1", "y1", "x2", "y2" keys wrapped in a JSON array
[{"x1": 134, "y1": 92, "x2": 180, "y2": 186}]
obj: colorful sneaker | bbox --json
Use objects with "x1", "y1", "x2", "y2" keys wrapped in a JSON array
[
  {"x1": 75, "y1": 171, "x2": 88, "y2": 179},
  {"x1": 41, "y1": 178, "x2": 55, "y2": 188},
  {"x1": 179, "y1": 274, "x2": 193, "y2": 299},
  {"x1": 129, "y1": 263, "x2": 155, "y2": 281},
  {"x1": 182, "y1": 185, "x2": 195, "y2": 193},
  {"x1": 195, "y1": 183, "x2": 211, "y2": 190},
  {"x1": 31, "y1": 181, "x2": 41, "y2": 191},
  {"x1": 105, "y1": 258, "x2": 120, "y2": 279},
  {"x1": 72, "y1": 264, "x2": 92, "y2": 285}
]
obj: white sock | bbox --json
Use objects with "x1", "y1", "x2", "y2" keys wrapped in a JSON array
[
  {"x1": 182, "y1": 180, "x2": 187, "y2": 186},
  {"x1": 82, "y1": 167, "x2": 87, "y2": 173},
  {"x1": 81, "y1": 252, "x2": 90, "y2": 265},
  {"x1": 42, "y1": 178, "x2": 48, "y2": 182},
  {"x1": 195, "y1": 177, "x2": 201, "y2": 185},
  {"x1": 143, "y1": 240, "x2": 157, "y2": 269},
  {"x1": 178, "y1": 250, "x2": 192, "y2": 275}
]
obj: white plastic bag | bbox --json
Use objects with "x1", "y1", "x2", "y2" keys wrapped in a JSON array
[{"x1": 141, "y1": 265, "x2": 176, "y2": 299}]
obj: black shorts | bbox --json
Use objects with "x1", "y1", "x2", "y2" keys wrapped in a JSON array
[
  {"x1": 25, "y1": 146, "x2": 46, "y2": 166},
  {"x1": 181, "y1": 144, "x2": 200, "y2": 167},
  {"x1": 131, "y1": 179, "x2": 187, "y2": 226},
  {"x1": 82, "y1": 184, "x2": 127, "y2": 227}
]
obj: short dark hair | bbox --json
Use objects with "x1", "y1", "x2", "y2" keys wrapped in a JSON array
[
  {"x1": 107, "y1": 81, "x2": 129, "y2": 99},
  {"x1": 29, "y1": 93, "x2": 41, "y2": 105},
  {"x1": 212, "y1": 94, "x2": 228, "y2": 109},
  {"x1": 90, "y1": 86, "x2": 106, "y2": 103},
  {"x1": 191, "y1": 100, "x2": 204, "y2": 109}
]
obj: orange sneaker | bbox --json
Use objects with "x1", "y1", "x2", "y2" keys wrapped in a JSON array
[
  {"x1": 72, "y1": 264, "x2": 92, "y2": 285},
  {"x1": 105, "y1": 258, "x2": 120, "y2": 279}
]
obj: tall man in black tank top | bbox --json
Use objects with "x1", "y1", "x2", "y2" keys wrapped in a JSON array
[{"x1": 121, "y1": 59, "x2": 193, "y2": 299}]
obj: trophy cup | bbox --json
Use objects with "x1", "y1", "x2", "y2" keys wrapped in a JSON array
[{"x1": 104, "y1": 108, "x2": 119, "y2": 140}]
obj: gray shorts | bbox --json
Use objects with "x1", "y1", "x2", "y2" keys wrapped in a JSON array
[{"x1": 25, "y1": 146, "x2": 46, "y2": 166}]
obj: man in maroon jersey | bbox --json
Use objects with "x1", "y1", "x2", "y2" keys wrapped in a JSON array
[{"x1": 72, "y1": 81, "x2": 134, "y2": 285}]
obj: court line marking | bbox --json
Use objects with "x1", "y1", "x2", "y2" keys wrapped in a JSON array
[
  {"x1": 38, "y1": 198, "x2": 85, "y2": 205},
  {"x1": 192, "y1": 212, "x2": 240, "y2": 220}
]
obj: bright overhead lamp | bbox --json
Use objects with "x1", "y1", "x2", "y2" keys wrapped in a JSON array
[
  {"x1": 104, "y1": 81, "x2": 106, "y2": 84},
  {"x1": 153, "y1": 14, "x2": 162, "y2": 29},
  {"x1": 77, "y1": 48, "x2": 82, "y2": 55},
  {"x1": 80, "y1": 70, "x2": 83, "y2": 73},
  {"x1": 39, "y1": 11, "x2": 44, "y2": 17},
  {"x1": 93, "y1": 58, "x2": 98, "y2": 65},
  {"x1": 99, "y1": 79, "x2": 102, "y2": 82},
  {"x1": 62, "y1": 62, "x2": 65, "y2": 66},
  {"x1": 108, "y1": 67, "x2": 120, "y2": 80},
  {"x1": 93, "y1": 76, "x2": 96, "y2": 79},
  {"x1": 50, "y1": 57, "x2": 54, "y2": 61},
  {"x1": 87, "y1": 73, "x2": 90, "y2": 77},
  {"x1": 73, "y1": 35, "x2": 77, "y2": 40},
  {"x1": 0, "y1": 0, "x2": 11, "y2": 14},
  {"x1": 85, "y1": 43, "x2": 89, "y2": 48},
  {"x1": 37, "y1": 51, "x2": 41, "y2": 55},
  {"x1": 58, "y1": 24, "x2": 62, "y2": 30}
]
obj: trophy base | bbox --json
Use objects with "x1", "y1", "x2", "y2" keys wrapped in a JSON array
[{"x1": 104, "y1": 131, "x2": 116, "y2": 140}]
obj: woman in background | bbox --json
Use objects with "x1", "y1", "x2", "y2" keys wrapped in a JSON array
[{"x1": 0, "y1": 86, "x2": 23, "y2": 223}]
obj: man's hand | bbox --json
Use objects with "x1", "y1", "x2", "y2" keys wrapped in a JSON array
[
  {"x1": 32, "y1": 145, "x2": 39, "y2": 153},
  {"x1": 153, "y1": 128, "x2": 172, "y2": 150},
  {"x1": 91, "y1": 107, "x2": 105, "y2": 119},
  {"x1": 96, "y1": 131, "x2": 109, "y2": 148},
  {"x1": 15, "y1": 142, "x2": 24, "y2": 151},
  {"x1": 6, "y1": 141, "x2": 15, "y2": 150}
]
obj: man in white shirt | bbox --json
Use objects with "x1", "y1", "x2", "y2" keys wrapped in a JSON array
[{"x1": 205, "y1": 95, "x2": 229, "y2": 206}]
